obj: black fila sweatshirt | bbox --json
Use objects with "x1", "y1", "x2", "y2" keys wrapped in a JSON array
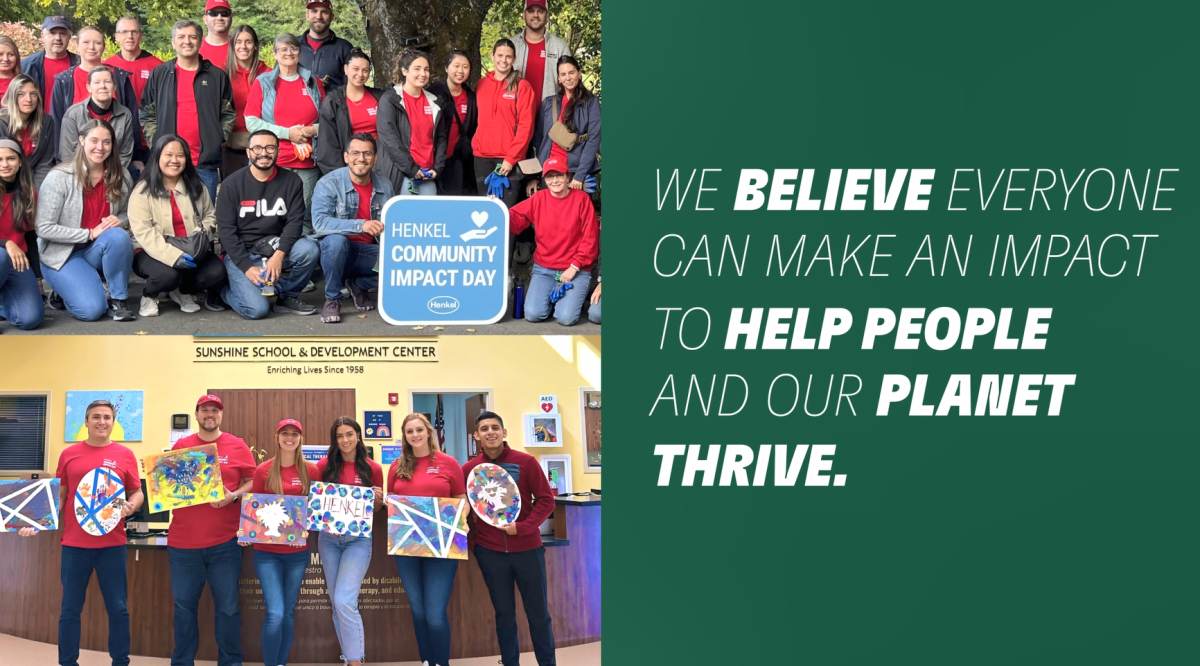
[{"x1": 216, "y1": 166, "x2": 307, "y2": 272}]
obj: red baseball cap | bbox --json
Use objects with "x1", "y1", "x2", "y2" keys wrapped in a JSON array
[
  {"x1": 526, "y1": 0, "x2": 548, "y2": 9},
  {"x1": 277, "y1": 419, "x2": 303, "y2": 433},
  {"x1": 205, "y1": 0, "x2": 231, "y2": 11},
  {"x1": 542, "y1": 156, "x2": 567, "y2": 175},
  {"x1": 306, "y1": 0, "x2": 332, "y2": 8},
  {"x1": 196, "y1": 394, "x2": 224, "y2": 409}
]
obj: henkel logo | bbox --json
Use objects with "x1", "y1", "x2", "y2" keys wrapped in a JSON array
[
  {"x1": 424, "y1": 106, "x2": 432, "y2": 115},
  {"x1": 240, "y1": 199, "x2": 288, "y2": 218},
  {"x1": 427, "y1": 296, "x2": 460, "y2": 314},
  {"x1": 219, "y1": 455, "x2": 229, "y2": 464},
  {"x1": 368, "y1": 107, "x2": 377, "y2": 116},
  {"x1": 460, "y1": 104, "x2": 467, "y2": 113},
  {"x1": 502, "y1": 92, "x2": 515, "y2": 100},
  {"x1": 141, "y1": 70, "x2": 150, "y2": 79},
  {"x1": 102, "y1": 459, "x2": 118, "y2": 468}
]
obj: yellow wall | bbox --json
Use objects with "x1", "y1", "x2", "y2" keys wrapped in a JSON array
[{"x1": 0, "y1": 335, "x2": 600, "y2": 493}]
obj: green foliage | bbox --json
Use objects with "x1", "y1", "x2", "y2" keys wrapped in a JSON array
[{"x1": 481, "y1": 0, "x2": 601, "y2": 100}]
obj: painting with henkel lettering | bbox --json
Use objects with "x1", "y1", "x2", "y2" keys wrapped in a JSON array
[{"x1": 378, "y1": 196, "x2": 510, "y2": 325}]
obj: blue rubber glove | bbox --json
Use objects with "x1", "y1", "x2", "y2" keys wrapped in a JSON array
[
  {"x1": 583, "y1": 175, "x2": 597, "y2": 194},
  {"x1": 174, "y1": 253, "x2": 197, "y2": 269},
  {"x1": 485, "y1": 171, "x2": 511, "y2": 198},
  {"x1": 550, "y1": 281, "x2": 574, "y2": 304},
  {"x1": 419, "y1": 168, "x2": 434, "y2": 179}
]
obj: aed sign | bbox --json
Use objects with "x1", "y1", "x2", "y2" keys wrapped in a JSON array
[{"x1": 378, "y1": 196, "x2": 510, "y2": 325}]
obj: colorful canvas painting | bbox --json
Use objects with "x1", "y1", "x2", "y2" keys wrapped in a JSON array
[
  {"x1": 239, "y1": 494, "x2": 307, "y2": 546},
  {"x1": 386, "y1": 495, "x2": 469, "y2": 559},
  {"x1": 307, "y1": 482, "x2": 374, "y2": 537},
  {"x1": 144, "y1": 444, "x2": 223, "y2": 512},
  {"x1": 64, "y1": 390, "x2": 144, "y2": 441},
  {"x1": 0, "y1": 478, "x2": 61, "y2": 532},
  {"x1": 73, "y1": 468, "x2": 126, "y2": 536},
  {"x1": 466, "y1": 463, "x2": 521, "y2": 527}
]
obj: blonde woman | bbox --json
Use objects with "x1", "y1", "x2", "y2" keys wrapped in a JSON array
[
  {"x1": 0, "y1": 35, "x2": 22, "y2": 99},
  {"x1": 0, "y1": 75, "x2": 55, "y2": 187},
  {"x1": 246, "y1": 419, "x2": 318, "y2": 666},
  {"x1": 388, "y1": 413, "x2": 467, "y2": 666}
]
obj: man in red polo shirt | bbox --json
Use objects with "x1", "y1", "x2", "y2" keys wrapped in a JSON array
[
  {"x1": 166, "y1": 394, "x2": 256, "y2": 666},
  {"x1": 105, "y1": 16, "x2": 164, "y2": 174},
  {"x1": 199, "y1": 0, "x2": 234, "y2": 69}
]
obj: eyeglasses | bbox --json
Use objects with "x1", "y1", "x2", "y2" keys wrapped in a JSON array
[
  {"x1": 206, "y1": 10, "x2": 232, "y2": 17},
  {"x1": 248, "y1": 145, "x2": 279, "y2": 155},
  {"x1": 115, "y1": 30, "x2": 142, "y2": 36},
  {"x1": 275, "y1": 46, "x2": 300, "y2": 54},
  {"x1": 347, "y1": 151, "x2": 375, "y2": 159}
]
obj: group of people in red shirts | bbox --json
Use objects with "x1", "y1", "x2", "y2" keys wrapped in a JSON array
[
  {"x1": 17, "y1": 395, "x2": 560, "y2": 666},
  {"x1": 0, "y1": 0, "x2": 601, "y2": 331}
]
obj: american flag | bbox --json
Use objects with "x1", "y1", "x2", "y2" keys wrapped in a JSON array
[{"x1": 434, "y1": 395, "x2": 446, "y2": 446}]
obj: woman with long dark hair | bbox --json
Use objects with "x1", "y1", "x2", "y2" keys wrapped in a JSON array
[
  {"x1": 472, "y1": 38, "x2": 536, "y2": 208},
  {"x1": 314, "y1": 416, "x2": 383, "y2": 666},
  {"x1": 389, "y1": 413, "x2": 467, "y2": 666},
  {"x1": 35, "y1": 119, "x2": 135, "y2": 322},
  {"x1": 532, "y1": 55, "x2": 601, "y2": 195},
  {"x1": 223, "y1": 25, "x2": 271, "y2": 181},
  {"x1": 0, "y1": 138, "x2": 43, "y2": 330},
  {"x1": 128, "y1": 134, "x2": 227, "y2": 317},
  {"x1": 316, "y1": 48, "x2": 383, "y2": 175},
  {"x1": 428, "y1": 50, "x2": 477, "y2": 195},
  {"x1": 377, "y1": 50, "x2": 447, "y2": 196},
  {"x1": 242, "y1": 419, "x2": 318, "y2": 666}
]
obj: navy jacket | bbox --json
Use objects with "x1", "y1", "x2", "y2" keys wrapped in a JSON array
[
  {"x1": 534, "y1": 93, "x2": 601, "y2": 178},
  {"x1": 19, "y1": 51, "x2": 81, "y2": 104},
  {"x1": 299, "y1": 30, "x2": 354, "y2": 91}
]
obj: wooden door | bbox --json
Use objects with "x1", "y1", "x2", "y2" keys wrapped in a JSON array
[{"x1": 205, "y1": 388, "x2": 356, "y2": 463}]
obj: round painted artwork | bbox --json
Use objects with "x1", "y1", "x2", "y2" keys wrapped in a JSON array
[
  {"x1": 467, "y1": 463, "x2": 521, "y2": 527},
  {"x1": 74, "y1": 467, "x2": 127, "y2": 536}
]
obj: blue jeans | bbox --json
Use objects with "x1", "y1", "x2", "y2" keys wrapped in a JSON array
[
  {"x1": 169, "y1": 539, "x2": 244, "y2": 666},
  {"x1": 41, "y1": 228, "x2": 134, "y2": 321},
  {"x1": 525, "y1": 263, "x2": 591, "y2": 326},
  {"x1": 253, "y1": 549, "x2": 308, "y2": 666},
  {"x1": 318, "y1": 235, "x2": 378, "y2": 301},
  {"x1": 319, "y1": 533, "x2": 373, "y2": 662},
  {"x1": 587, "y1": 296, "x2": 601, "y2": 324},
  {"x1": 474, "y1": 545, "x2": 555, "y2": 666},
  {"x1": 285, "y1": 167, "x2": 320, "y2": 235},
  {"x1": 401, "y1": 177, "x2": 438, "y2": 196},
  {"x1": 0, "y1": 246, "x2": 44, "y2": 329},
  {"x1": 197, "y1": 168, "x2": 219, "y2": 205},
  {"x1": 220, "y1": 236, "x2": 319, "y2": 320},
  {"x1": 60, "y1": 544, "x2": 129, "y2": 666},
  {"x1": 393, "y1": 555, "x2": 460, "y2": 666}
]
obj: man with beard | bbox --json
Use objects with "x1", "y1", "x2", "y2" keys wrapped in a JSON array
[
  {"x1": 217, "y1": 129, "x2": 319, "y2": 319},
  {"x1": 462, "y1": 411, "x2": 559, "y2": 666},
  {"x1": 165, "y1": 394, "x2": 256, "y2": 666},
  {"x1": 299, "y1": 0, "x2": 354, "y2": 90},
  {"x1": 311, "y1": 133, "x2": 392, "y2": 323},
  {"x1": 20, "y1": 16, "x2": 80, "y2": 111},
  {"x1": 199, "y1": 0, "x2": 234, "y2": 70},
  {"x1": 509, "y1": 0, "x2": 570, "y2": 110}
]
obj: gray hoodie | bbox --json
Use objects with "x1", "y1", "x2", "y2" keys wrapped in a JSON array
[
  {"x1": 509, "y1": 31, "x2": 571, "y2": 101},
  {"x1": 58, "y1": 100, "x2": 135, "y2": 169}
]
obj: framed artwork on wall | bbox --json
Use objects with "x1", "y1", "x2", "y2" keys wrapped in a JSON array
[
  {"x1": 523, "y1": 413, "x2": 562, "y2": 447},
  {"x1": 581, "y1": 388, "x2": 601, "y2": 472}
]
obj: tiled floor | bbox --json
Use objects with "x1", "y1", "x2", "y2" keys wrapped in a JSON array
[{"x1": 0, "y1": 633, "x2": 600, "y2": 665}]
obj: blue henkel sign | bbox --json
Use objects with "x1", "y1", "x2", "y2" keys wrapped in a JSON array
[{"x1": 378, "y1": 196, "x2": 509, "y2": 325}]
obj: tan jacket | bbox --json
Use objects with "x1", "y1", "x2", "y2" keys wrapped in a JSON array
[{"x1": 127, "y1": 179, "x2": 217, "y2": 266}]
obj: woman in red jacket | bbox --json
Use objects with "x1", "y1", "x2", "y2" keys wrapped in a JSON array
[
  {"x1": 507, "y1": 155, "x2": 599, "y2": 326},
  {"x1": 471, "y1": 39, "x2": 536, "y2": 208},
  {"x1": 389, "y1": 413, "x2": 467, "y2": 666}
]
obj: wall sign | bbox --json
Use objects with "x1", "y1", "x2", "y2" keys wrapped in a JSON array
[
  {"x1": 364, "y1": 411, "x2": 392, "y2": 438},
  {"x1": 378, "y1": 196, "x2": 510, "y2": 325},
  {"x1": 539, "y1": 394, "x2": 559, "y2": 414},
  {"x1": 381, "y1": 445, "x2": 403, "y2": 464},
  {"x1": 301, "y1": 446, "x2": 326, "y2": 463}
]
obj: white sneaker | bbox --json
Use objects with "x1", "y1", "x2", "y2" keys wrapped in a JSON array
[
  {"x1": 139, "y1": 295, "x2": 159, "y2": 317},
  {"x1": 169, "y1": 289, "x2": 201, "y2": 313}
]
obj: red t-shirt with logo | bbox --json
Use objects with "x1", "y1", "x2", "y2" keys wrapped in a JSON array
[
  {"x1": 388, "y1": 452, "x2": 466, "y2": 498},
  {"x1": 246, "y1": 77, "x2": 321, "y2": 169},
  {"x1": 81, "y1": 180, "x2": 110, "y2": 231},
  {"x1": 43, "y1": 54, "x2": 71, "y2": 111},
  {"x1": 104, "y1": 52, "x2": 164, "y2": 103},
  {"x1": 314, "y1": 456, "x2": 384, "y2": 488},
  {"x1": 251, "y1": 459, "x2": 319, "y2": 553},
  {"x1": 446, "y1": 90, "x2": 468, "y2": 156},
  {"x1": 348, "y1": 179, "x2": 376, "y2": 244},
  {"x1": 175, "y1": 66, "x2": 202, "y2": 164},
  {"x1": 72, "y1": 66, "x2": 90, "y2": 105},
  {"x1": 166, "y1": 432, "x2": 257, "y2": 549},
  {"x1": 346, "y1": 91, "x2": 379, "y2": 138},
  {"x1": 523, "y1": 39, "x2": 547, "y2": 110},
  {"x1": 403, "y1": 89, "x2": 434, "y2": 170},
  {"x1": 55, "y1": 441, "x2": 140, "y2": 548},
  {"x1": 200, "y1": 38, "x2": 229, "y2": 70}
]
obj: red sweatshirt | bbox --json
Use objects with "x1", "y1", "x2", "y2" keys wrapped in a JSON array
[
  {"x1": 472, "y1": 74, "x2": 536, "y2": 164},
  {"x1": 509, "y1": 188, "x2": 599, "y2": 271},
  {"x1": 462, "y1": 443, "x2": 555, "y2": 553}
]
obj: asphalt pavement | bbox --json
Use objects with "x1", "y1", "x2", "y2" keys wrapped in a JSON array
[{"x1": 1, "y1": 276, "x2": 600, "y2": 336}]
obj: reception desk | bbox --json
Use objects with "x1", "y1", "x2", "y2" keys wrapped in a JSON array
[{"x1": 0, "y1": 498, "x2": 600, "y2": 662}]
